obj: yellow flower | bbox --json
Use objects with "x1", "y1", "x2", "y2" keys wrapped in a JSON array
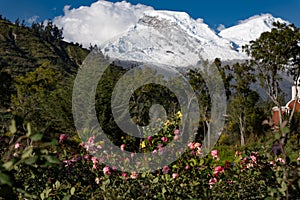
[
  {"x1": 140, "y1": 141, "x2": 146, "y2": 148},
  {"x1": 176, "y1": 111, "x2": 182, "y2": 119},
  {"x1": 164, "y1": 120, "x2": 170, "y2": 127}
]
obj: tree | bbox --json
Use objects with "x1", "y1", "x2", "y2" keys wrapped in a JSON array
[
  {"x1": 244, "y1": 22, "x2": 300, "y2": 143},
  {"x1": 228, "y1": 62, "x2": 259, "y2": 146},
  {"x1": 11, "y1": 64, "x2": 63, "y2": 132},
  {"x1": 187, "y1": 59, "x2": 231, "y2": 148}
]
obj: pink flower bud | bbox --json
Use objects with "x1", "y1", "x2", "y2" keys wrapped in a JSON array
[
  {"x1": 59, "y1": 134, "x2": 68, "y2": 144},
  {"x1": 14, "y1": 142, "x2": 21, "y2": 149},
  {"x1": 120, "y1": 144, "x2": 125, "y2": 151},
  {"x1": 174, "y1": 129, "x2": 179, "y2": 135}
]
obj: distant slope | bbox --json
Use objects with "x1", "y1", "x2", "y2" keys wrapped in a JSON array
[
  {"x1": 219, "y1": 14, "x2": 288, "y2": 52},
  {"x1": 0, "y1": 17, "x2": 89, "y2": 77}
]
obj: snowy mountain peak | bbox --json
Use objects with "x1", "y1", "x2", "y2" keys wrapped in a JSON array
[
  {"x1": 142, "y1": 10, "x2": 192, "y2": 23},
  {"x1": 219, "y1": 14, "x2": 289, "y2": 49},
  {"x1": 101, "y1": 10, "x2": 246, "y2": 67},
  {"x1": 237, "y1": 13, "x2": 283, "y2": 27}
]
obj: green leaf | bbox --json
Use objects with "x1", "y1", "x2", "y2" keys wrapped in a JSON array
[
  {"x1": 21, "y1": 148, "x2": 33, "y2": 159},
  {"x1": 152, "y1": 177, "x2": 159, "y2": 183},
  {"x1": 199, "y1": 159, "x2": 204, "y2": 166},
  {"x1": 70, "y1": 187, "x2": 75, "y2": 195},
  {"x1": 3, "y1": 160, "x2": 14, "y2": 171},
  {"x1": 9, "y1": 119, "x2": 17, "y2": 134},
  {"x1": 26, "y1": 122, "x2": 32, "y2": 137},
  {"x1": 282, "y1": 127, "x2": 290, "y2": 134},
  {"x1": 0, "y1": 172, "x2": 12, "y2": 186},
  {"x1": 30, "y1": 133, "x2": 43, "y2": 141},
  {"x1": 44, "y1": 155, "x2": 60, "y2": 164},
  {"x1": 189, "y1": 158, "x2": 197, "y2": 166},
  {"x1": 141, "y1": 172, "x2": 147, "y2": 178},
  {"x1": 54, "y1": 181, "x2": 60, "y2": 189},
  {"x1": 62, "y1": 195, "x2": 71, "y2": 200},
  {"x1": 24, "y1": 156, "x2": 38, "y2": 165}
]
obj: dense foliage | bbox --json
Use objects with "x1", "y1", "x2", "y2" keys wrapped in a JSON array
[{"x1": 0, "y1": 17, "x2": 300, "y2": 199}]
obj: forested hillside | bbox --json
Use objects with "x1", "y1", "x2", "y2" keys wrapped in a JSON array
[
  {"x1": 0, "y1": 16, "x2": 90, "y2": 135},
  {"x1": 0, "y1": 16, "x2": 88, "y2": 76}
]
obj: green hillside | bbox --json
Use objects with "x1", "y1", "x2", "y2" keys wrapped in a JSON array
[
  {"x1": 0, "y1": 17, "x2": 89, "y2": 76},
  {"x1": 0, "y1": 17, "x2": 90, "y2": 134}
]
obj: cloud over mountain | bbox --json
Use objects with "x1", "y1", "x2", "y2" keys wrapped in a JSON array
[{"x1": 53, "y1": 0, "x2": 153, "y2": 48}]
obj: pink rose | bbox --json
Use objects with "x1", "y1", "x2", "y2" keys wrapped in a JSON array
[
  {"x1": 211, "y1": 150, "x2": 219, "y2": 160},
  {"x1": 174, "y1": 129, "x2": 179, "y2": 135},
  {"x1": 250, "y1": 152, "x2": 258, "y2": 163},
  {"x1": 84, "y1": 154, "x2": 91, "y2": 160},
  {"x1": 161, "y1": 137, "x2": 168, "y2": 143},
  {"x1": 88, "y1": 136, "x2": 95, "y2": 144},
  {"x1": 80, "y1": 142, "x2": 85, "y2": 147},
  {"x1": 174, "y1": 135, "x2": 179, "y2": 140},
  {"x1": 209, "y1": 178, "x2": 217, "y2": 188},
  {"x1": 147, "y1": 136, "x2": 152, "y2": 141},
  {"x1": 162, "y1": 165, "x2": 170, "y2": 174},
  {"x1": 95, "y1": 177, "x2": 101, "y2": 184},
  {"x1": 130, "y1": 171, "x2": 138, "y2": 179},
  {"x1": 59, "y1": 134, "x2": 68, "y2": 144},
  {"x1": 276, "y1": 157, "x2": 286, "y2": 164},
  {"x1": 103, "y1": 166, "x2": 111, "y2": 175},
  {"x1": 172, "y1": 173, "x2": 179, "y2": 179},
  {"x1": 91, "y1": 156, "x2": 98, "y2": 165},
  {"x1": 213, "y1": 166, "x2": 224, "y2": 176},
  {"x1": 188, "y1": 142, "x2": 195, "y2": 150},
  {"x1": 185, "y1": 165, "x2": 191, "y2": 170}
]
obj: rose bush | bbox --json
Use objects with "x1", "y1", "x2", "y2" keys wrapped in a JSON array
[{"x1": 0, "y1": 116, "x2": 300, "y2": 199}]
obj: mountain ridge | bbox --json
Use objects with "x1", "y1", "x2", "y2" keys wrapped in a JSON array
[{"x1": 97, "y1": 11, "x2": 289, "y2": 67}]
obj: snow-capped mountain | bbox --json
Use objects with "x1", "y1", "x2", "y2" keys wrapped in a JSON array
[
  {"x1": 219, "y1": 14, "x2": 288, "y2": 52},
  {"x1": 99, "y1": 11, "x2": 288, "y2": 67}
]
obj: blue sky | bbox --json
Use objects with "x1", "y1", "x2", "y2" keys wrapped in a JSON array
[{"x1": 0, "y1": 0, "x2": 299, "y2": 29}]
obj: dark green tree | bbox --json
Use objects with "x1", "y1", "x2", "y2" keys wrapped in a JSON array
[
  {"x1": 228, "y1": 62, "x2": 259, "y2": 146},
  {"x1": 11, "y1": 64, "x2": 63, "y2": 132},
  {"x1": 244, "y1": 22, "x2": 300, "y2": 130}
]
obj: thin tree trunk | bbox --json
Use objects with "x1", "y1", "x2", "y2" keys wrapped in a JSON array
[
  {"x1": 239, "y1": 115, "x2": 245, "y2": 146},
  {"x1": 206, "y1": 121, "x2": 211, "y2": 149}
]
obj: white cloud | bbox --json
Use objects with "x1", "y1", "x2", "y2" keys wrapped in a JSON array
[
  {"x1": 217, "y1": 24, "x2": 225, "y2": 31},
  {"x1": 53, "y1": 0, "x2": 153, "y2": 48},
  {"x1": 27, "y1": 15, "x2": 39, "y2": 24}
]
